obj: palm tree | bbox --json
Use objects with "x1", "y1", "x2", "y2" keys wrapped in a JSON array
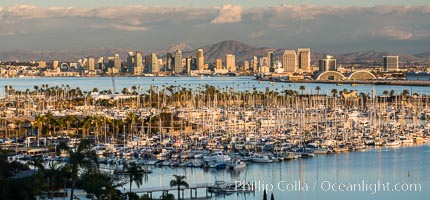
[
  {"x1": 331, "y1": 89, "x2": 338, "y2": 97},
  {"x1": 299, "y1": 85, "x2": 305, "y2": 95},
  {"x1": 390, "y1": 90, "x2": 395, "y2": 97},
  {"x1": 315, "y1": 86, "x2": 321, "y2": 95},
  {"x1": 58, "y1": 139, "x2": 98, "y2": 200},
  {"x1": 383, "y1": 90, "x2": 389, "y2": 96},
  {"x1": 123, "y1": 162, "x2": 144, "y2": 193},
  {"x1": 169, "y1": 175, "x2": 189, "y2": 200}
]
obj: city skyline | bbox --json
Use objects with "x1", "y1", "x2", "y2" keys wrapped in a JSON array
[{"x1": 0, "y1": 2, "x2": 430, "y2": 54}]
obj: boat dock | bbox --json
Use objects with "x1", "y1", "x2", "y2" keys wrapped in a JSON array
[{"x1": 132, "y1": 183, "x2": 212, "y2": 199}]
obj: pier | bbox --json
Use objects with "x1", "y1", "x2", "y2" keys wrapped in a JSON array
[{"x1": 132, "y1": 183, "x2": 212, "y2": 199}]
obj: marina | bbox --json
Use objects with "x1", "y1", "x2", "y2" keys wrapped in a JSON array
[{"x1": 1, "y1": 76, "x2": 430, "y2": 200}]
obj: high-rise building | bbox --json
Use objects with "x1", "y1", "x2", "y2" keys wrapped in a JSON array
[
  {"x1": 383, "y1": 56, "x2": 399, "y2": 71},
  {"x1": 267, "y1": 49, "x2": 274, "y2": 69},
  {"x1": 216, "y1": 59, "x2": 223, "y2": 70},
  {"x1": 134, "y1": 51, "x2": 143, "y2": 75},
  {"x1": 52, "y1": 60, "x2": 59, "y2": 70},
  {"x1": 252, "y1": 56, "x2": 258, "y2": 73},
  {"x1": 114, "y1": 54, "x2": 121, "y2": 72},
  {"x1": 145, "y1": 52, "x2": 159, "y2": 73},
  {"x1": 174, "y1": 49, "x2": 183, "y2": 74},
  {"x1": 225, "y1": 54, "x2": 236, "y2": 72},
  {"x1": 186, "y1": 57, "x2": 193, "y2": 75},
  {"x1": 282, "y1": 50, "x2": 297, "y2": 73},
  {"x1": 166, "y1": 53, "x2": 173, "y2": 72},
  {"x1": 297, "y1": 48, "x2": 311, "y2": 72},
  {"x1": 196, "y1": 49, "x2": 205, "y2": 72},
  {"x1": 319, "y1": 55, "x2": 337, "y2": 72},
  {"x1": 88, "y1": 57, "x2": 95, "y2": 71},
  {"x1": 127, "y1": 52, "x2": 135, "y2": 73},
  {"x1": 243, "y1": 61, "x2": 250, "y2": 71}
]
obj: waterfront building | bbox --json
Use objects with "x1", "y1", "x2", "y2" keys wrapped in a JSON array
[
  {"x1": 52, "y1": 60, "x2": 59, "y2": 70},
  {"x1": 174, "y1": 49, "x2": 183, "y2": 74},
  {"x1": 297, "y1": 48, "x2": 311, "y2": 72},
  {"x1": 134, "y1": 51, "x2": 143, "y2": 75},
  {"x1": 383, "y1": 56, "x2": 399, "y2": 72},
  {"x1": 282, "y1": 50, "x2": 297, "y2": 73},
  {"x1": 196, "y1": 49, "x2": 205, "y2": 72},
  {"x1": 216, "y1": 59, "x2": 223, "y2": 70},
  {"x1": 319, "y1": 55, "x2": 337, "y2": 72},
  {"x1": 166, "y1": 53, "x2": 173, "y2": 72},
  {"x1": 267, "y1": 49, "x2": 274, "y2": 71},
  {"x1": 186, "y1": 57, "x2": 193, "y2": 75},
  {"x1": 127, "y1": 52, "x2": 135, "y2": 73},
  {"x1": 114, "y1": 54, "x2": 121, "y2": 72},
  {"x1": 88, "y1": 57, "x2": 95, "y2": 71},
  {"x1": 225, "y1": 54, "x2": 236, "y2": 72},
  {"x1": 243, "y1": 60, "x2": 250, "y2": 71},
  {"x1": 145, "y1": 52, "x2": 159, "y2": 74},
  {"x1": 252, "y1": 56, "x2": 258, "y2": 73}
]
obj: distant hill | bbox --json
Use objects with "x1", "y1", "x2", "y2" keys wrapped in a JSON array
[
  {"x1": 0, "y1": 40, "x2": 428, "y2": 64},
  {"x1": 183, "y1": 40, "x2": 271, "y2": 63}
]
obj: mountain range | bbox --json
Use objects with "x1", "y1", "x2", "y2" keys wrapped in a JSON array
[{"x1": 1, "y1": 40, "x2": 429, "y2": 64}]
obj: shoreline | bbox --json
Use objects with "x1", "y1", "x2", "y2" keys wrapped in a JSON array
[{"x1": 265, "y1": 79, "x2": 430, "y2": 86}]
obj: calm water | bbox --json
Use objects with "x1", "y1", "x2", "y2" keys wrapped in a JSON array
[
  {"x1": 2, "y1": 76, "x2": 430, "y2": 97},
  {"x1": 122, "y1": 144, "x2": 430, "y2": 200}
]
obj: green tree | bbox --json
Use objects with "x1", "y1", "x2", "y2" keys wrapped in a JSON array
[
  {"x1": 169, "y1": 175, "x2": 189, "y2": 200},
  {"x1": 331, "y1": 89, "x2": 338, "y2": 97},
  {"x1": 124, "y1": 162, "x2": 144, "y2": 193},
  {"x1": 299, "y1": 85, "x2": 305, "y2": 95},
  {"x1": 315, "y1": 86, "x2": 321, "y2": 95},
  {"x1": 58, "y1": 139, "x2": 99, "y2": 200}
]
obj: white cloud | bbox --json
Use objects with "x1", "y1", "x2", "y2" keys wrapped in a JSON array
[
  {"x1": 211, "y1": 4, "x2": 243, "y2": 24},
  {"x1": 382, "y1": 28, "x2": 413, "y2": 40},
  {"x1": 248, "y1": 31, "x2": 264, "y2": 39},
  {"x1": 89, "y1": 23, "x2": 147, "y2": 31}
]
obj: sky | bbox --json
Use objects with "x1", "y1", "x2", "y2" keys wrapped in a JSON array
[{"x1": 1, "y1": 0, "x2": 430, "y2": 54}]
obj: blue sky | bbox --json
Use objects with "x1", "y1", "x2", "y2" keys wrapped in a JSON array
[{"x1": 0, "y1": 1, "x2": 430, "y2": 54}]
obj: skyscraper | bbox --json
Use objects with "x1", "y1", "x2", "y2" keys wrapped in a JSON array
[
  {"x1": 114, "y1": 54, "x2": 121, "y2": 72},
  {"x1": 216, "y1": 59, "x2": 223, "y2": 70},
  {"x1": 166, "y1": 53, "x2": 173, "y2": 72},
  {"x1": 146, "y1": 52, "x2": 159, "y2": 73},
  {"x1": 134, "y1": 51, "x2": 143, "y2": 75},
  {"x1": 225, "y1": 54, "x2": 236, "y2": 72},
  {"x1": 52, "y1": 60, "x2": 59, "y2": 70},
  {"x1": 252, "y1": 56, "x2": 258, "y2": 73},
  {"x1": 297, "y1": 48, "x2": 311, "y2": 72},
  {"x1": 127, "y1": 52, "x2": 135, "y2": 73},
  {"x1": 88, "y1": 57, "x2": 95, "y2": 71},
  {"x1": 174, "y1": 49, "x2": 183, "y2": 74},
  {"x1": 267, "y1": 49, "x2": 274, "y2": 71},
  {"x1": 196, "y1": 49, "x2": 205, "y2": 72},
  {"x1": 282, "y1": 50, "x2": 297, "y2": 73},
  {"x1": 319, "y1": 55, "x2": 337, "y2": 72},
  {"x1": 383, "y1": 56, "x2": 399, "y2": 72}
]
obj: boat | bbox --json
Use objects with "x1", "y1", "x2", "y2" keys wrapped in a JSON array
[
  {"x1": 386, "y1": 140, "x2": 401, "y2": 147},
  {"x1": 203, "y1": 151, "x2": 231, "y2": 162},
  {"x1": 250, "y1": 154, "x2": 273, "y2": 163},
  {"x1": 228, "y1": 160, "x2": 246, "y2": 170}
]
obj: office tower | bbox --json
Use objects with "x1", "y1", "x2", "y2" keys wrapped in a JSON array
[
  {"x1": 52, "y1": 60, "x2": 59, "y2": 70},
  {"x1": 114, "y1": 54, "x2": 121, "y2": 71},
  {"x1": 127, "y1": 52, "x2": 135, "y2": 73},
  {"x1": 133, "y1": 51, "x2": 143, "y2": 75},
  {"x1": 186, "y1": 57, "x2": 193, "y2": 74},
  {"x1": 166, "y1": 53, "x2": 173, "y2": 71},
  {"x1": 297, "y1": 48, "x2": 311, "y2": 72},
  {"x1": 383, "y1": 56, "x2": 399, "y2": 71},
  {"x1": 267, "y1": 49, "x2": 274, "y2": 68},
  {"x1": 146, "y1": 52, "x2": 159, "y2": 73},
  {"x1": 97, "y1": 57, "x2": 104, "y2": 70},
  {"x1": 88, "y1": 57, "x2": 95, "y2": 71},
  {"x1": 282, "y1": 50, "x2": 297, "y2": 73},
  {"x1": 216, "y1": 59, "x2": 223, "y2": 70},
  {"x1": 319, "y1": 55, "x2": 337, "y2": 72},
  {"x1": 196, "y1": 49, "x2": 205, "y2": 72},
  {"x1": 243, "y1": 61, "x2": 250, "y2": 71},
  {"x1": 225, "y1": 54, "x2": 236, "y2": 72},
  {"x1": 252, "y1": 56, "x2": 258, "y2": 73},
  {"x1": 174, "y1": 49, "x2": 183, "y2": 74}
]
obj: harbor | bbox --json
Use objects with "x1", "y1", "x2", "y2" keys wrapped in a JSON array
[{"x1": 1, "y1": 76, "x2": 430, "y2": 200}]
